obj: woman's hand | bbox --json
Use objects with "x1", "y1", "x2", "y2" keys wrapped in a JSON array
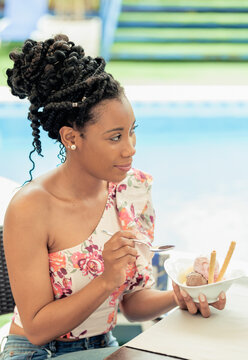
[
  {"x1": 172, "y1": 282, "x2": 226, "y2": 318},
  {"x1": 101, "y1": 230, "x2": 138, "y2": 291}
]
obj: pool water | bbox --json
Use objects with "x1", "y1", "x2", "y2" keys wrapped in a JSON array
[{"x1": 1, "y1": 100, "x2": 248, "y2": 262}]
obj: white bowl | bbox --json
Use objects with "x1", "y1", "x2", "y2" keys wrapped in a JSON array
[{"x1": 164, "y1": 257, "x2": 246, "y2": 303}]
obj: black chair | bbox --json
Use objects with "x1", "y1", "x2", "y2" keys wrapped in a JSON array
[{"x1": 0, "y1": 226, "x2": 15, "y2": 315}]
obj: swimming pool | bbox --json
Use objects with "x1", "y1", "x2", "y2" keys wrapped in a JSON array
[{"x1": 1, "y1": 86, "x2": 248, "y2": 262}]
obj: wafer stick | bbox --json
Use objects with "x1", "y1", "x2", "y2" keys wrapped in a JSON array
[
  {"x1": 208, "y1": 250, "x2": 216, "y2": 284},
  {"x1": 216, "y1": 241, "x2": 236, "y2": 282}
]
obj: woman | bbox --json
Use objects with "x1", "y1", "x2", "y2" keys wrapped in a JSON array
[{"x1": 1, "y1": 35, "x2": 226, "y2": 359}]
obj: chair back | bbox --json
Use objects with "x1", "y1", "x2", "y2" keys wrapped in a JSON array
[{"x1": 0, "y1": 226, "x2": 15, "y2": 315}]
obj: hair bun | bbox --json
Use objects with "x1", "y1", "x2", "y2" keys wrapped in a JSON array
[
  {"x1": 54, "y1": 34, "x2": 69, "y2": 42},
  {"x1": 6, "y1": 39, "x2": 45, "y2": 99},
  {"x1": 6, "y1": 34, "x2": 86, "y2": 103}
]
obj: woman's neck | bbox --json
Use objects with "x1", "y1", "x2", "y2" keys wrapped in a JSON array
[{"x1": 48, "y1": 162, "x2": 108, "y2": 202}]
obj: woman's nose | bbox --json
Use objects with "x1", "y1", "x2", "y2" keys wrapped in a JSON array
[{"x1": 121, "y1": 137, "x2": 136, "y2": 158}]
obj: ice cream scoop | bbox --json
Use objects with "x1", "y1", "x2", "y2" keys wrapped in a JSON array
[
  {"x1": 194, "y1": 256, "x2": 219, "y2": 282},
  {"x1": 186, "y1": 271, "x2": 208, "y2": 286},
  {"x1": 185, "y1": 255, "x2": 220, "y2": 287}
]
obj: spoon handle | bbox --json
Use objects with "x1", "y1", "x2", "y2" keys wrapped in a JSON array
[
  {"x1": 102, "y1": 230, "x2": 114, "y2": 237},
  {"x1": 101, "y1": 230, "x2": 150, "y2": 247},
  {"x1": 102, "y1": 230, "x2": 175, "y2": 252}
]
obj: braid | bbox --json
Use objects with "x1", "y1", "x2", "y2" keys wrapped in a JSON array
[
  {"x1": 58, "y1": 143, "x2": 66, "y2": 164},
  {"x1": 28, "y1": 104, "x2": 43, "y2": 155},
  {"x1": 6, "y1": 34, "x2": 124, "y2": 183}
]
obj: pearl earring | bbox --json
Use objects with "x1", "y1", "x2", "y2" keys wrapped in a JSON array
[{"x1": 70, "y1": 144, "x2": 76, "y2": 150}]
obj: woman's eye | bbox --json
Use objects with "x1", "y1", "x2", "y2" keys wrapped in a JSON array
[
  {"x1": 130, "y1": 124, "x2": 138, "y2": 134},
  {"x1": 109, "y1": 125, "x2": 138, "y2": 142},
  {"x1": 110, "y1": 134, "x2": 121, "y2": 142}
]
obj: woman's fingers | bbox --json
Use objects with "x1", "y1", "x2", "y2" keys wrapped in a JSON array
[
  {"x1": 210, "y1": 291, "x2": 226, "y2": 310},
  {"x1": 172, "y1": 283, "x2": 207, "y2": 316},
  {"x1": 103, "y1": 231, "x2": 138, "y2": 266},
  {"x1": 112, "y1": 238, "x2": 136, "y2": 251},
  {"x1": 101, "y1": 231, "x2": 139, "y2": 289},
  {"x1": 198, "y1": 291, "x2": 226, "y2": 316},
  {"x1": 180, "y1": 289, "x2": 198, "y2": 315},
  {"x1": 179, "y1": 289, "x2": 210, "y2": 317},
  {"x1": 113, "y1": 230, "x2": 137, "y2": 241},
  {"x1": 198, "y1": 293, "x2": 211, "y2": 318},
  {"x1": 114, "y1": 245, "x2": 138, "y2": 260},
  {"x1": 172, "y1": 282, "x2": 187, "y2": 309},
  {"x1": 105, "y1": 231, "x2": 137, "y2": 251}
]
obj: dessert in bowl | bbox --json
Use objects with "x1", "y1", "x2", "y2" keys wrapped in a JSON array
[{"x1": 164, "y1": 242, "x2": 246, "y2": 303}]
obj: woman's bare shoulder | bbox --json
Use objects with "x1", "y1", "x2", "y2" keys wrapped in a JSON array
[
  {"x1": 5, "y1": 179, "x2": 50, "y2": 222},
  {"x1": 13, "y1": 180, "x2": 47, "y2": 202}
]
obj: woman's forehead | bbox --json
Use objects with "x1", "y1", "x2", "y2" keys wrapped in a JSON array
[{"x1": 90, "y1": 97, "x2": 135, "y2": 131}]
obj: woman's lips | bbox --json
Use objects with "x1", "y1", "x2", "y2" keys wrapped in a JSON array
[{"x1": 114, "y1": 164, "x2": 132, "y2": 172}]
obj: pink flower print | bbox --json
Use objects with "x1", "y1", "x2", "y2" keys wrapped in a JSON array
[
  {"x1": 71, "y1": 250, "x2": 104, "y2": 277},
  {"x1": 119, "y1": 208, "x2": 134, "y2": 229},
  {"x1": 141, "y1": 203, "x2": 148, "y2": 216},
  {"x1": 130, "y1": 204, "x2": 135, "y2": 218},
  {"x1": 107, "y1": 309, "x2": 117, "y2": 326},
  {"x1": 109, "y1": 182, "x2": 117, "y2": 197},
  {"x1": 80, "y1": 330, "x2": 87, "y2": 336},
  {"x1": 117, "y1": 184, "x2": 127, "y2": 193},
  {"x1": 52, "y1": 282, "x2": 63, "y2": 298},
  {"x1": 85, "y1": 244, "x2": 100, "y2": 253},
  {"x1": 50, "y1": 275, "x2": 72, "y2": 298},
  {"x1": 62, "y1": 277, "x2": 72, "y2": 291},
  {"x1": 109, "y1": 182, "x2": 117, "y2": 193},
  {"x1": 147, "y1": 224, "x2": 155, "y2": 241},
  {"x1": 106, "y1": 310, "x2": 117, "y2": 333},
  {"x1": 57, "y1": 267, "x2": 67, "y2": 279},
  {"x1": 49, "y1": 252, "x2": 66, "y2": 272},
  {"x1": 106, "y1": 183, "x2": 116, "y2": 209},
  {"x1": 86, "y1": 251, "x2": 104, "y2": 277},
  {"x1": 109, "y1": 265, "x2": 137, "y2": 306},
  {"x1": 61, "y1": 329, "x2": 87, "y2": 340},
  {"x1": 144, "y1": 274, "x2": 150, "y2": 286},
  {"x1": 109, "y1": 283, "x2": 127, "y2": 306},
  {"x1": 126, "y1": 263, "x2": 136, "y2": 279},
  {"x1": 71, "y1": 252, "x2": 87, "y2": 269},
  {"x1": 60, "y1": 331, "x2": 76, "y2": 340},
  {"x1": 129, "y1": 273, "x2": 144, "y2": 291},
  {"x1": 133, "y1": 169, "x2": 149, "y2": 183}
]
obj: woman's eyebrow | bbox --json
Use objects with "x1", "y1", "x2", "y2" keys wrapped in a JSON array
[
  {"x1": 104, "y1": 127, "x2": 123, "y2": 134},
  {"x1": 103, "y1": 120, "x2": 136, "y2": 134}
]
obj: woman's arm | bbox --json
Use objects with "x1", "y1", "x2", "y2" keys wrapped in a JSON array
[
  {"x1": 4, "y1": 189, "x2": 137, "y2": 346},
  {"x1": 120, "y1": 288, "x2": 176, "y2": 322}
]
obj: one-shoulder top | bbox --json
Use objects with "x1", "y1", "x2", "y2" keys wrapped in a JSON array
[{"x1": 13, "y1": 168, "x2": 155, "y2": 340}]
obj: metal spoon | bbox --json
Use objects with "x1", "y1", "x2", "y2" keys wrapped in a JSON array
[{"x1": 101, "y1": 230, "x2": 175, "y2": 253}]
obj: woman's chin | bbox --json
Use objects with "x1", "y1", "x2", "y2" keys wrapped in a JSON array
[{"x1": 109, "y1": 172, "x2": 128, "y2": 183}]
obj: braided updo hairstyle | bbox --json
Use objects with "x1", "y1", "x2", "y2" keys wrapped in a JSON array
[{"x1": 6, "y1": 34, "x2": 124, "y2": 182}]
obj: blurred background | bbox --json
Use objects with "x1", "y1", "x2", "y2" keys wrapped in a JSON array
[
  {"x1": 1, "y1": 0, "x2": 248, "y2": 260},
  {"x1": 1, "y1": 0, "x2": 248, "y2": 344},
  {"x1": 1, "y1": 0, "x2": 248, "y2": 84}
]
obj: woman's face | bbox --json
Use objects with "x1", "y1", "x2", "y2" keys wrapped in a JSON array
[{"x1": 73, "y1": 95, "x2": 137, "y2": 183}]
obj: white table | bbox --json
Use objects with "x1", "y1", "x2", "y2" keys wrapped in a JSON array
[{"x1": 121, "y1": 281, "x2": 248, "y2": 360}]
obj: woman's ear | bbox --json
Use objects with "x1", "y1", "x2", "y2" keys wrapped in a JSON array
[{"x1": 59, "y1": 126, "x2": 77, "y2": 149}]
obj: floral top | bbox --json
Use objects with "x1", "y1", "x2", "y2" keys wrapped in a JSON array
[{"x1": 13, "y1": 168, "x2": 155, "y2": 339}]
